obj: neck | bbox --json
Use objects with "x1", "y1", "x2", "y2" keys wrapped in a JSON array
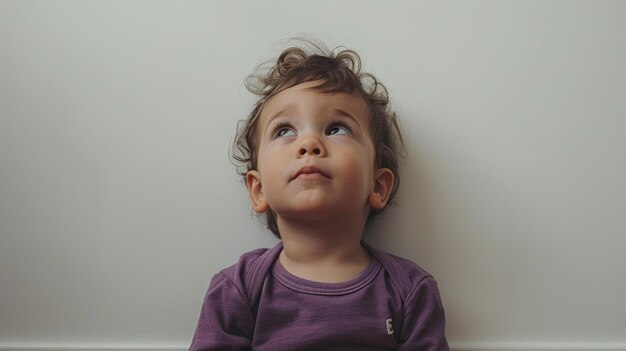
[{"x1": 275, "y1": 215, "x2": 371, "y2": 282}]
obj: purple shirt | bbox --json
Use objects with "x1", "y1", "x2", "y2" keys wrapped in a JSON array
[{"x1": 190, "y1": 242, "x2": 449, "y2": 350}]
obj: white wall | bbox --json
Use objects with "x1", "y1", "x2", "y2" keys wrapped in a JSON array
[{"x1": 1, "y1": 1, "x2": 625, "y2": 350}]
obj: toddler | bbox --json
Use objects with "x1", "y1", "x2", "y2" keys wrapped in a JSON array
[{"x1": 190, "y1": 40, "x2": 449, "y2": 350}]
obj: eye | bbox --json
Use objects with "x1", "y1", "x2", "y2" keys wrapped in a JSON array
[
  {"x1": 326, "y1": 122, "x2": 352, "y2": 136},
  {"x1": 271, "y1": 121, "x2": 296, "y2": 139},
  {"x1": 276, "y1": 128, "x2": 296, "y2": 138}
]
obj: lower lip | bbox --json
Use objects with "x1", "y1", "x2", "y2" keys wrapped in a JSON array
[{"x1": 295, "y1": 172, "x2": 327, "y2": 180}]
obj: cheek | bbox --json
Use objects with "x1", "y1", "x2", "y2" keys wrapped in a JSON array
[
  {"x1": 340, "y1": 155, "x2": 374, "y2": 188},
  {"x1": 345, "y1": 145, "x2": 374, "y2": 170},
  {"x1": 258, "y1": 157, "x2": 286, "y2": 192}
]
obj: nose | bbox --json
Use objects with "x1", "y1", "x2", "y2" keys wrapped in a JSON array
[{"x1": 298, "y1": 135, "x2": 326, "y2": 157}]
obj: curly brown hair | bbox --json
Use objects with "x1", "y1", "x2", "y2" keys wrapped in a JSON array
[{"x1": 232, "y1": 40, "x2": 404, "y2": 238}]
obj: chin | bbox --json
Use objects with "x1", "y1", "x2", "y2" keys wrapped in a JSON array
[{"x1": 276, "y1": 205, "x2": 357, "y2": 222}]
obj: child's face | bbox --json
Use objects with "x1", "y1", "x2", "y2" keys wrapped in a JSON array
[{"x1": 245, "y1": 81, "x2": 392, "y2": 224}]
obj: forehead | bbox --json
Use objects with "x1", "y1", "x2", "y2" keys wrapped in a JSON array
[{"x1": 259, "y1": 81, "x2": 370, "y2": 126}]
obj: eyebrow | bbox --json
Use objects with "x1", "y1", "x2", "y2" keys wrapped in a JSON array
[
  {"x1": 263, "y1": 106, "x2": 296, "y2": 134},
  {"x1": 331, "y1": 108, "x2": 361, "y2": 126},
  {"x1": 265, "y1": 106, "x2": 292, "y2": 125}
]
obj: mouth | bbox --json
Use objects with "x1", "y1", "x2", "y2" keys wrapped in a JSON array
[{"x1": 291, "y1": 166, "x2": 330, "y2": 181}]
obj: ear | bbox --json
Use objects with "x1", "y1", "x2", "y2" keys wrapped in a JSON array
[
  {"x1": 245, "y1": 170, "x2": 269, "y2": 213},
  {"x1": 369, "y1": 168, "x2": 395, "y2": 209}
]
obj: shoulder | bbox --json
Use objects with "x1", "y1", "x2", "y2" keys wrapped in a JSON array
[
  {"x1": 220, "y1": 247, "x2": 272, "y2": 280},
  {"x1": 364, "y1": 242, "x2": 435, "y2": 297},
  {"x1": 217, "y1": 242, "x2": 283, "y2": 298}
]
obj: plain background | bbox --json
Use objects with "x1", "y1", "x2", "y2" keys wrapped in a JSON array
[{"x1": 1, "y1": 1, "x2": 625, "y2": 350}]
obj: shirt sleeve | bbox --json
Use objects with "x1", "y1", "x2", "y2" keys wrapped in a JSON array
[
  {"x1": 189, "y1": 272, "x2": 254, "y2": 351},
  {"x1": 397, "y1": 276, "x2": 450, "y2": 351}
]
